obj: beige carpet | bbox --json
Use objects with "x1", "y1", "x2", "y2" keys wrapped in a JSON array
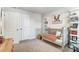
[{"x1": 13, "y1": 39, "x2": 72, "y2": 52}]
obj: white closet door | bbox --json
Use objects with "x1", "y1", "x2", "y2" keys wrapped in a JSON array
[
  {"x1": 21, "y1": 14, "x2": 31, "y2": 40},
  {"x1": 3, "y1": 11, "x2": 21, "y2": 43}
]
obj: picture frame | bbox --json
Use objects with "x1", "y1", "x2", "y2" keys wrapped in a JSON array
[{"x1": 52, "y1": 14, "x2": 62, "y2": 24}]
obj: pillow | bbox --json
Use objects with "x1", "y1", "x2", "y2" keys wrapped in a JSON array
[{"x1": 56, "y1": 31, "x2": 61, "y2": 37}]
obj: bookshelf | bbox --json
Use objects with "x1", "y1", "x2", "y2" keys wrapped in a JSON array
[{"x1": 69, "y1": 9, "x2": 79, "y2": 48}]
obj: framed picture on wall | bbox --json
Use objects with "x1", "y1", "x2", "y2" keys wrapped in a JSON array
[
  {"x1": 44, "y1": 18, "x2": 48, "y2": 24},
  {"x1": 52, "y1": 14, "x2": 62, "y2": 24}
]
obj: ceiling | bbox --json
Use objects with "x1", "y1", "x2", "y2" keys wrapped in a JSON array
[{"x1": 17, "y1": 7, "x2": 77, "y2": 14}]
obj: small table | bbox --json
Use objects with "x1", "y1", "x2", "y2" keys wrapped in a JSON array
[{"x1": 73, "y1": 43, "x2": 79, "y2": 52}]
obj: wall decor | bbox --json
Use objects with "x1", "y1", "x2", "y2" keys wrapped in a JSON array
[
  {"x1": 52, "y1": 14, "x2": 62, "y2": 24},
  {"x1": 54, "y1": 14, "x2": 60, "y2": 22},
  {"x1": 44, "y1": 18, "x2": 48, "y2": 24}
]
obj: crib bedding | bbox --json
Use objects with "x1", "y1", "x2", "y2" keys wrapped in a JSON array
[
  {"x1": 43, "y1": 34, "x2": 57, "y2": 42},
  {"x1": 53, "y1": 39, "x2": 62, "y2": 46},
  {"x1": 43, "y1": 34, "x2": 62, "y2": 46}
]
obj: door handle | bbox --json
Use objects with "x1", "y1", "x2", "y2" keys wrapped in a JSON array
[
  {"x1": 20, "y1": 28, "x2": 22, "y2": 30},
  {"x1": 17, "y1": 28, "x2": 22, "y2": 31},
  {"x1": 17, "y1": 29, "x2": 19, "y2": 31}
]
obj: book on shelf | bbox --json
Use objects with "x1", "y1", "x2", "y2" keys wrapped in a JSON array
[{"x1": 70, "y1": 23, "x2": 78, "y2": 28}]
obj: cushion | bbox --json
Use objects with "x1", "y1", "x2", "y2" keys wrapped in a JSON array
[{"x1": 56, "y1": 31, "x2": 61, "y2": 37}]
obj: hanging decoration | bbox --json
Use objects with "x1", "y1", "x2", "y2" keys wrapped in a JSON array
[
  {"x1": 52, "y1": 14, "x2": 62, "y2": 24},
  {"x1": 54, "y1": 14, "x2": 60, "y2": 22}
]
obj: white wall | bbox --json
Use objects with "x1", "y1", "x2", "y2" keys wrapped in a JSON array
[
  {"x1": 30, "y1": 13, "x2": 42, "y2": 38},
  {"x1": 42, "y1": 8, "x2": 69, "y2": 29}
]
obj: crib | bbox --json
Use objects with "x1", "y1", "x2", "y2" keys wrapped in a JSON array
[{"x1": 42, "y1": 27, "x2": 68, "y2": 50}]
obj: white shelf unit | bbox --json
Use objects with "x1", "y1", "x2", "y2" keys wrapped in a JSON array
[
  {"x1": 69, "y1": 15, "x2": 79, "y2": 18},
  {"x1": 70, "y1": 34, "x2": 78, "y2": 37},
  {"x1": 70, "y1": 22, "x2": 79, "y2": 24},
  {"x1": 70, "y1": 28, "x2": 78, "y2": 31},
  {"x1": 69, "y1": 10, "x2": 79, "y2": 48}
]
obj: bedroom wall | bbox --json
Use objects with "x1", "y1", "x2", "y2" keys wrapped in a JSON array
[
  {"x1": 42, "y1": 8, "x2": 69, "y2": 29},
  {"x1": 30, "y1": 13, "x2": 42, "y2": 38}
]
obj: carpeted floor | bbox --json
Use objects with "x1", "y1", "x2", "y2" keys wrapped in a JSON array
[{"x1": 13, "y1": 39, "x2": 72, "y2": 52}]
